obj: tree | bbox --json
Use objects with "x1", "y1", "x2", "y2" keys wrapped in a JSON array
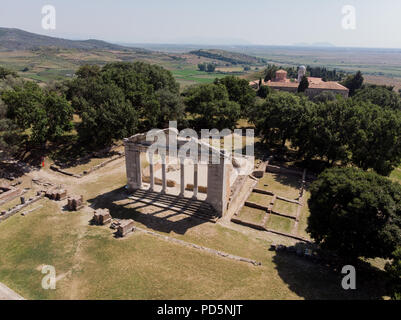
[
  {"x1": 342, "y1": 71, "x2": 364, "y2": 96},
  {"x1": 197, "y1": 63, "x2": 216, "y2": 73},
  {"x1": 347, "y1": 102, "x2": 401, "y2": 176},
  {"x1": 249, "y1": 91, "x2": 309, "y2": 147},
  {"x1": 214, "y1": 76, "x2": 256, "y2": 116},
  {"x1": 66, "y1": 62, "x2": 183, "y2": 145},
  {"x1": 297, "y1": 75, "x2": 309, "y2": 93},
  {"x1": 0, "y1": 66, "x2": 17, "y2": 79},
  {"x1": 312, "y1": 91, "x2": 337, "y2": 103},
  {"x1": 183, "y1": 83, "x2": 240, "y2": 130},
  {"x1": 353, "y1": 85, "x2": 401, "y2": 111},
  {"x1": 264, "y1": 65, "x2": 279, "y2": 82},
  {"x1": 1, "y1": 81, "x2": 73, "y2": 144},
  {"x1": 76, "y1": 83, "x2": 138, "y2": 147},
  {"x1": 307, "y1": 167, "x2": 401, "y2": 260},
  {"x1": 197, "y1": 63, "x2": 206, "y2": 72},
  {"x1": 385, "y1": 247, "x2": 401, "y2": 300},
  {"x1": 0, "y1": 100, "x2": 20, "y2": 158},
  {"x1": 256, "y1": 85, "x2": 271, "y2": 99},
  {"x1": 206, "y1": 63, "x2": 216, "y2": 72}
]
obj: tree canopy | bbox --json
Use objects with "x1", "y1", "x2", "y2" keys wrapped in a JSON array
[
  {"x1": 250, "y1": 91, "x2": 401, "y2": 175},
  {"x1": 183, "y1": 83, "x2": 241, "y2": 130},
  {"x1": 214, "y1": 76, "x2": 256, "y2": 116},
  {"x1": 1, "y1": 81, "x2": 73, "y2": 144},
  {"x1": 66, "y1": 62, "x2": 183, "y2": 146},
  {"x1": 297, "y1": 75, "x2": 309, "y2": 93},
  {"x1": 342, "y1": 71, "x2": 364, "y2": 96},
  {"x1": 308, "y1": 167, "x2": 401, "y2": 260},
  {"x1": 353, "y1": 85, "x2": 401, "y2": 111}
]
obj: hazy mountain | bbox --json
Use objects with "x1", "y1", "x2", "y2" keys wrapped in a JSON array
[{"x1": 0, "y1": 27, "x2": 148, "y2": 52}]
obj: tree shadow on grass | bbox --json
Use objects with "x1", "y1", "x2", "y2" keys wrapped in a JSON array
[
  {"x1": 272, "y1": 244, "x2": 391, "y2": 300},
  {"x1": 87, "y1": 187, "x2": 212, "y2": 235},
  {"x1": 270, "y1": 172, "x2": 303, "y2": 193}
]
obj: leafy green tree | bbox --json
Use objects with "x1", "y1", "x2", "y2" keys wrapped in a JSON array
[
  {"x1": 256, "y1": 85, "x2": 271, "y2": 99},
  {"x1": 264, "y1": 65, "x2": 279, "y2": 82},
  {"x1": 297, "y1": 75, "x2": 309, "y2": 93},
  {"x1": 347, "y1": 102, "x2": 401, "y2": 175},
  {"x1": 206, "y1": 63, "x2": 216, "y2": 72},
  {"x1": 214, "y1": 76, "x2": 256, "y2": 116},
  {"x1": 0, "y1": 66, "x2": 17, "y2": 79},
  {"x1": 249, "y1": 91, "x2": 309, "y2": 147},
  {"x1": 342, "y1": 70, "x2": 364, "y2": 96},
  {"x1": 1, "y1": 81, "x2": 43, "y2": 130},
  {"x1": 197, "y1": 63, "x2": 206, "y2": 72},
  {"x1": 155, "y1": 88, "x2": 185, "y2": 127},
  {"x1": 35, "y1": 92, "x2": 73, "y2": 143},
  {"x1": 183, "y1": 83, "x2": 240, "y2": 129},
  {"x1": 311, "y1": 91, "x2": 337, "y2": 103},
  {"x1": 66, "y1": 62, "x2": 183, "y2": 145},
  {"x1": 1, "y1": 81, "x2": 73, "y2": 144},
  {"x1": 308, "y1": 167, "x2": 401, "y2": 260},
  {"x1": 0, "y1": 100, "x2": 20, "y2": 158},
  {"x1": 385, "y1": 247, "x2": 401, "y2": 300},
  {"x1": 353, "y1": 85, "x2": 401, "y2": 110},
  {"x1": 77, "y1": 83, "x2": 138, "y2": 147}
]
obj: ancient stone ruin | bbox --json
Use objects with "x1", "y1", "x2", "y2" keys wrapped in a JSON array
[
  {"x1": 67, "y1": 195, "x2": 84, "y2": 211},
  {"x1": 117, "y1": 219, "x2": 135, "y2": 237},
  {"x1": 124, "y1": 128, "x2": 253, "y2": 217},
  {"x1": 92, "y1": 208, "x2": 112, "y2": 225},
  {"x1": 0, "y1": 184, "x2": 21, "y2": 206},
  {"x1": 45, "y1": 188, "x2": 68, "y2": 201}
]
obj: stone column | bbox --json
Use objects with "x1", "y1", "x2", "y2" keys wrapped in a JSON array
[
  {"x1": 149, "y1": 163, "x2": 154, "y2": 191},
  {"x1": 206, "y1": 160, "x2": 227, "y2": 217},
  {"x1": 161, "y1": 154, "x2": 167, "y2": 194},
  {"x1": 125, "y1": 142, "x2": 142, "y2": 191},
  {"x1": 179, "y1": 157, "x2": 185, "y2": 197},
  {"x1": 192, "y1": 163, "x2": 198, "y2": 199}
]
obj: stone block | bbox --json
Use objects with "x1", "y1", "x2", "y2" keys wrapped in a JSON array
[{"x1": 93, "y1": 208, "x2": 112, "y2": 225}]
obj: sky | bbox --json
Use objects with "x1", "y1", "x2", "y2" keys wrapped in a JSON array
[{"x1": 1, "y1": 0, "x2": 401, "y2": 48}]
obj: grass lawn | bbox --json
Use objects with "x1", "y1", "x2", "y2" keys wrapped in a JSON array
[
  {"x1": 297, "y1": 191, "x2": 312, "y2": 240},
  {"x1": 0, "y1": 159, "x2": 391, "y2": 300},
  {"x1": 256, "y1": 173, "x2": 301, "y2": 200},
  {"x1": 247, "y1": 193, "x2": 272, "y2": 207},
  {"x1": 265, "y1": 215, "x2": 294, "y2": 234},
  {"x1": 273, "y1": 200, "x2": 299, "y2": 217},
  {"x1": 236, "y1": 206, "x2": 266, "y2": 225},
  {"x1": 0, "y1": 198, "x2": 389, "y2": 299}
]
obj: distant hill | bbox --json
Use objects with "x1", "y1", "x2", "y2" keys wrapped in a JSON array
[
  {"x1": 189, "y1": 49, "x2": 266, "y2": 65},
  {"x1": 0, "y1": 27, "x2": 148, "y2": 52}
]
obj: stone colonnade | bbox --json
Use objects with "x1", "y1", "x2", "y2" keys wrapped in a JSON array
[{"x1": 124, "y1": 141, "x2": 228, "y2": 217}]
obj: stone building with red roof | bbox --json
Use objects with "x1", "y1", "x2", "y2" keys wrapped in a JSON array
[{"x1": 250, "y1": 69, "x2": 349, "y2": 98}]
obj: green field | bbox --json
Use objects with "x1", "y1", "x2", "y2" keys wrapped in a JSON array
[{"x1": 171, "y1": 68, "x2": 227, "y2": 87}]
